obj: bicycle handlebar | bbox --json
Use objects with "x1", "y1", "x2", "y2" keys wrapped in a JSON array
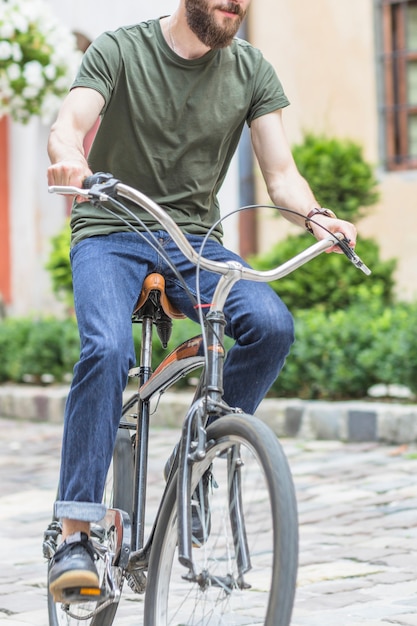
[{"x1": 48, "y1": 174, "x2": 371, "y2": 279}]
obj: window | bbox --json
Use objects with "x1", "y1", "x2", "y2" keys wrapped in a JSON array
[{"x1": 380, "y1": 0, "x2": 417, "y2": 170}]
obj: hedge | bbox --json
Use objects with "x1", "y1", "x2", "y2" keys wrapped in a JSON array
[{"x1": 2, "y1": 302, "x2": 416, "y2": 401}]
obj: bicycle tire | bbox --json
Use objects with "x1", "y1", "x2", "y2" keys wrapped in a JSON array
[
  {"x1": 144, "y1": 413, "x2": 298, "y2": 626},
  {"x1": 47, "y1": 410, "x2": 135, "y2": 626}
]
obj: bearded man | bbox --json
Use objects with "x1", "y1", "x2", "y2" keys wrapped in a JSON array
[{"x1": 47, "y1": 0, "x2": 356, "y2": 599}]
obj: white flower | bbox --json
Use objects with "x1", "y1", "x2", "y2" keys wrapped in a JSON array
[
  {"x1": 44, "y1": 64, "x2": 56, "y2": 81},
  {"x1": 0, "y1": 24, "x2": 14, "y2": 40},
  {"x1": 6, "y1": 63, "x2": 21, "y2": 82},
  {"x1": 0, "y1": 0, "x2": 81, "y2": 124},
  {"x1": 12, "y1": 43, "x2": 23, "y2": 63},
  {"x1": 0, "y1": 81, "x2": 13, "y2": 100},
  {"x1": 0, "y1": 102, "x2": 11, "y2": 116},
  {"x1": 0, "y1": 40, "x2": 13, "y2": 61},
  {"x1": 54, "y1": 75, "x2": 72, "y2": 91},
  {"x1": 23, "y1": 60, "x2": 44, "y2": 88},
  {"x1": 22, "y1": 84, "x2": 40, "y2": 99},
  {"x1": 10, "y1": 12, "x2": 29, "y2": 35},
  {"x1": 40, "y1": 92, "x2": 61, "y2": 124},
  {"x1": 11, "y1": 94, "x2": 25, "y2": 110}
]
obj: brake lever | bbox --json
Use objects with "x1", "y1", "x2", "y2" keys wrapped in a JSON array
[
  {"x1": 336, "y1": 235, "x2": 372, "y2": 276},
  {"x1": 48, "y1": 174, "x2": 120, "y2": 202},
  {"x1": 48, "y1": 185, "x2": 89, "y2": 197},
  {"x1": 48, "y1": 185, "x2": 111, "y2": 204}
]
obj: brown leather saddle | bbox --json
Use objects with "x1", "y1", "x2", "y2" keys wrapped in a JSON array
[
  {"x1": 132, "y1": 273, "x2": 185, "y2": 348},
  {"x1": 133, "y1": 273, "x2": 185, "y2": 321}
]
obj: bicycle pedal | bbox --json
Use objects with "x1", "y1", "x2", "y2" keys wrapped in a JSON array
[{"x1": 59, "y1": 586, "x2": 106, "y2": 604}]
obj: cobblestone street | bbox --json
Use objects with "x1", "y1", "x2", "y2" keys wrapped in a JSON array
[{"x1": 1, "y1": 416, "x2": 417, "y2": 625}]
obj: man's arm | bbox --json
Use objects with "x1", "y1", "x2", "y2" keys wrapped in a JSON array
[
  {"x1": 47, "y1": 87, "x2": 105, "y2": 188},
  {"x1": 251, "y1": 110, "x2": 357, "y2": 249}
]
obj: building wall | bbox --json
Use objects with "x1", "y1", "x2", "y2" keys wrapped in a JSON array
[
  {"x1": 8, "y1": 119, "x2": 62, "y2": 315},
  {"x1": 250, "y1": 0, "x2": 417, "y2": 301}
]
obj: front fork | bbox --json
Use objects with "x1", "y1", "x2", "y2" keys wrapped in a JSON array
[{"x1": 177, "y1": 310, "x2": 251, "y2": 585}]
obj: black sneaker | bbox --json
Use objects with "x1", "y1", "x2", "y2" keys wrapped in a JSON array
[{"x1": 49, "y1": 532, "x2": 99, "y2": 603}]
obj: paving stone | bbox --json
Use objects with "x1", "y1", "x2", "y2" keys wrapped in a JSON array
[{"x1": 385, "y1": 615, "x2": 417, "y2": 626}]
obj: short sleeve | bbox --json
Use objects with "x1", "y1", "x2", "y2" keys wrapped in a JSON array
[
  {"x1": 247, "y1": 57, "x2": 290, "y2": 125},
  {"x1": 71, "y1": 32, "x2": 121, "y2": 112}
]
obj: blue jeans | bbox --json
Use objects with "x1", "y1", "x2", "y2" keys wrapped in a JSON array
[{"x1": 55, "y1": 231, "x2": 294, "y2": 522}]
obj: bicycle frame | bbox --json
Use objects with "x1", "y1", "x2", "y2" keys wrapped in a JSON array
[{"x1": 124, "y1": 297, "x2": 236, "y2": 580}]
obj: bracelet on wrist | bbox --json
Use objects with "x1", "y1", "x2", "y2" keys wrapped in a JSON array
[{"x1": 305, "y1": 207, "x2": 337, "y2": 234}]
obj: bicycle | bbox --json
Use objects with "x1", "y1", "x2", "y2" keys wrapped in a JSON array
[{"x1": 43, "y1": 173, "x2": 370, "y2": 626}]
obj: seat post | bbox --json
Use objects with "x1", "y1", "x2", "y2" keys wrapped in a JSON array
[
  {"x1": 139, "y1": 315, "x2": 154, "y2": 386},
  {"x1": 132, "y1": 314, "x2": 153, "y2": 550}
]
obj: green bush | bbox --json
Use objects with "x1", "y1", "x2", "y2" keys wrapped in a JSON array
[
  {"x1": 271, "y1": 300, "x2": 417, "y2": 400},
  {"x1": 292, "y1": 133, "x2": 379, "y2": 221},
  {"x1": 1, "y1": 306, "x2": 417, "y2": 401},
  {"x1": 45, "y1": 219, "x2": 73, "y2": 308},
  {"x1": 0, "y1": 316, "x2": 79, "y2": 383},
  {"x1": 0, "y1": 317, "x2": 32, "y2": 382},
  {"x1": 0, "y1": 315, "x2": 204, "y2": 385},
  {"x1": 18, "y1": 317, "x2": 80, "y2": 382}
]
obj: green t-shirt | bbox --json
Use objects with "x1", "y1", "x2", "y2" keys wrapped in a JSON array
[{"x1": 70, "y1": 18, "x2": 289, "y2": 246}]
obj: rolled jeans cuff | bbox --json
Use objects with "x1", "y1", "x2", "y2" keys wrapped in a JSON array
[{"x1": 54, "y1": 500, "x2": 107, "y2": 523}]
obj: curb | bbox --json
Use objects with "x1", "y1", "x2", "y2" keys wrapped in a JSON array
[{"x1": 1, "y1": 384, "x2": 417, "y2": 444}]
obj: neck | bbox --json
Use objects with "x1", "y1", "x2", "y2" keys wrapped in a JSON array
[{"x1": 162, "y1": 13, "x2": 211, "y2": 60}]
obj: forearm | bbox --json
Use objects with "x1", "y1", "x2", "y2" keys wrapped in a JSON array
[
  {"x1": 47, "y1": 87, "x2": 104, "y2": 187},
  {"x1": 47, "y1": 133, "x2": 92, "y2": 188},
  {"x1": 266, "y1": 166, "x2": 319, "y2": 228},
  {"x1": 48, "y1": 121, "x2": 88, "y2": 167},
  {"x1": 268, "y1": 169, "x2": 357, "y2": 248},
  {"x1": 252, "y1": 113, "x2": 320, "y2": 225},
  {"x1": 251, "y1": 112, "x2": 357, "y2": 248}
]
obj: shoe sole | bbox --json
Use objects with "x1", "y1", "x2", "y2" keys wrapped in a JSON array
[{"x1": 50, "y1": 570, "x2": 99, "y2": 603}]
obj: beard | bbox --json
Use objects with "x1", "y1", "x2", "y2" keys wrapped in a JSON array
[{"x1": 185, "y1": 0, "x2": 246, "y2": 49}]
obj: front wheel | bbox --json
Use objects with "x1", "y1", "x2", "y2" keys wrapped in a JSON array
[{"x1": 144, "y1": 414, "x2": 299, "y2": 626}]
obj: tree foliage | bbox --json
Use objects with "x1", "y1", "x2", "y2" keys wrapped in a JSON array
[{"x1": 292, "y1": 133, "x2": 380, "y2": 221}]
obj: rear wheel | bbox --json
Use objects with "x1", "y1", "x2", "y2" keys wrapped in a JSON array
[{"x1": 144, "y1": 414, "x2": 298, "y2": 626}]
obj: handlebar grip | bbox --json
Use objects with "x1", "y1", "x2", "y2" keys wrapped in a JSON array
[
  {"x1": 82, "y1": 172, "x2": 114, "y2": 189},
  {"x1": 336, "y1": 236, "x2": 372, "y2": 275}
]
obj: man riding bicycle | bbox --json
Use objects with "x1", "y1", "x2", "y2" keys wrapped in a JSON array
[{"x1": 47, "y1": 0, "x2": 357, "y2": 602}]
